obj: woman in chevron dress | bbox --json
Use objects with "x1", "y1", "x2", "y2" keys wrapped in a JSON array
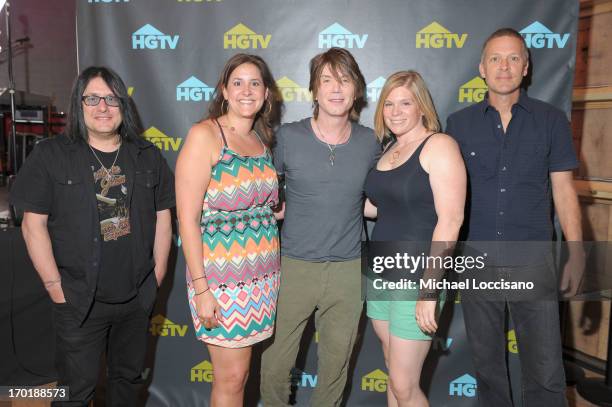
[{"x1": 176, "y1": 54, "x2": 281, "y2": 406}]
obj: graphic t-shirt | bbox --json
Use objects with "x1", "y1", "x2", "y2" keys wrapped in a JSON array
[{"x1": 89, "y1": 145, "x2": 136, "y2": 303}]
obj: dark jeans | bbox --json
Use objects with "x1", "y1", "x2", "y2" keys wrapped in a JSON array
[
  {"x1": 51, "y1": 296, "x2": 150, "y2": 407},
  {"x1": 462, "y1": 299, "x2": 567, "y2": 407}
]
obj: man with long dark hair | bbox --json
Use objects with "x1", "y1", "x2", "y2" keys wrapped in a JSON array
[{"x1": 10, "y1": 66, "x2": 175, "y2": 406}]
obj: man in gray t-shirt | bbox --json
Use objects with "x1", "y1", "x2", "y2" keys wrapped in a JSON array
[
  {"x1": 274, "y1": 118, "x2": 379, "y2": 261},
  {"x1": 261, "y1": 48, "x2": 379, "y2": 407}
]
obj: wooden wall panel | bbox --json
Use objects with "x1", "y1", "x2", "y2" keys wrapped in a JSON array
[
  {"x1": 565, "y1": 186, "x2": 612, "y2": 360},
  {"x1": 565, "y1": 300, "x2": 611, "y2": 360},
  {"x1": 578, "y1": 1, "x2": 612, "y2": 87},
  {"x1": 566, "y1": 1, "x2": 612, "y2": 363},
  {"x1": 574, "y1": 9, "x2": 591, "y2": 87},
  {"x1": 573, "y1": 106, "x2": 612, "y2": 178},
  {"x1": 580, "y1": 198, "x2": 610, "y2": 241}
]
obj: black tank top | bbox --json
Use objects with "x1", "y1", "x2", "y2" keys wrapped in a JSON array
[{"x1": 364, "y1": 135, "x2": 438, "y2": 241}]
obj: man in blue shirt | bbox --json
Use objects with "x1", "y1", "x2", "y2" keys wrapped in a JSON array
[{"x1": 446, "y1": 28, "x2": 584, "y2": 406}]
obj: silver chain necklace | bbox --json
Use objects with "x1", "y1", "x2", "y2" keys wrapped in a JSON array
[
  {"x1": 313, "y1": 120, "x2": 349, "y2": 166},
  {"x1": 88, "y1": 142, "x2": 121, "y2": 180}
]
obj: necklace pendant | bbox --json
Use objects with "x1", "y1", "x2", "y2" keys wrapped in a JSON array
[{"x1": 329, "y1": 152, "x2": 335, "y2": 166}]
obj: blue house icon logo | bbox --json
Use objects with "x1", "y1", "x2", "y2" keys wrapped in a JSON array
[
  {"x1": 318, "y1": 23, "x2": 368, "y2": 49},
  {"x1": 449, "y1": 373, "x2": 477, "y2": 397},
  {"x1": 366, "y1": 77, "x2": 386, "y2": 102},
  {"x1": 176, "y1": 76, "x2": 215, "y2": 102},
  {"x1": 519, "y1": 21, "x2": 570, "y2": 49},
  {"x1": 132, "y1": 24, "x2": 179, "y2": 50}
]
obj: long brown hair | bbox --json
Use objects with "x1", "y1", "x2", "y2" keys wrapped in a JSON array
[
  {"x1": 207, "y1": 54, "x2": 281, "y2": 147},
  {"x1": 308, "y1": 47, "x2": 366, "y2": 121}
]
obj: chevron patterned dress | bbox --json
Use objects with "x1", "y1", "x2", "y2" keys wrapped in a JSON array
[{"x1": 187, "y1": 137, "x2": 280, "y2": 348}]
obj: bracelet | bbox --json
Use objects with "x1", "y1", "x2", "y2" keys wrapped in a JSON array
[
  {"x1": 191, "y1": 276, "x2": 206, "y2": 282},
  {"x1": 43, "y1": 278, "x2": 61, "y2": 288},
  {"x1": 195, "y1": 287, "x2": 210, "y2": 296}
]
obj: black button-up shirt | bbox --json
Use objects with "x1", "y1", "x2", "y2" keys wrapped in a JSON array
[
  {"x1": 446, "y1": 92, "x2": 578, "y2": 242},
  {"x1": 10, "y1": 134, "x2": 175, "y2": 322}
]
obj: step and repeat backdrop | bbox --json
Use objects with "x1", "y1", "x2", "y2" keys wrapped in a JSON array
[{"x1": 77, "y1": 1, "x2": 578, "y2": 405}]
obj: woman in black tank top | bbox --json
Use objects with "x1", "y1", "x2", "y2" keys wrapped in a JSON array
[{"x1": 363, "y1": 71, "x2": 466, "y2": 405}]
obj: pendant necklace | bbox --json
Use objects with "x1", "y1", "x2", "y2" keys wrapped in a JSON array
[
  {"x1": 389, "y1": 150, "x2": 402, "y2": 167},
  {"x1": 313, "y1": 120, "x2": 349, "y2": 166},
  {"x1": 89, "y1": 142, "x2": 121, "y2": 181},
  {"x1": 224, "y1": 116, "x2": 253, "y2": 138},
  {"x1": 388, "y1": 133, "x2": 430, "y2": 168}
]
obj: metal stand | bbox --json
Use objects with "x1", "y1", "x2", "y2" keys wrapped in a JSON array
[
  {"x1": 4, "y1": 1, "x2": 16, "y2": 175},
  {"x1": 577, "y1": 299, "x2": 612, "y2": 406}
]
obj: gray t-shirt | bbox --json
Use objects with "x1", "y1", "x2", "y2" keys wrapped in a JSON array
[{"x1": 274, "y1": 118, "x2": 380, "y2": 261}]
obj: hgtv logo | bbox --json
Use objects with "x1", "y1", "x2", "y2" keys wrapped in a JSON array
[
  {"x1": 416, "y1": 22, "x2": 467, "y2": 48},
  {"x1": 361, "y1": 369, "x2": 388, "y2": 392},
  {"x1": 291, "y1": 368, "x2": 317, "y2": 388},
  {"x1": 366, "y1": 77, "x2": 386, "y2": 102},
  {"x1": 458, "y1": 76, "x2": 487, "y2": 103},
  {"x1": 449, "y1": 374, "x2": 477, "y2": 397},
  {"x1": 318, "y1": 23, "x2": 368, "y2": 49},
  {"x1": 149, "y1": 315, "x2": 188, "y2": 337},
  {"x1": 190, "y1": 360, "x2": 214, "y2": 382},
  {"x1": 132, "y1": 24, "x2": 179, "y2": 50},
  {"x1": 520, "y1": 21, "x2": 570, "y2": 48},
  {"x1": 143, "y1": 127, "x2": 183, "y2": 152},
  {"x1": 177, "y1": 76, "x2": 215, "y2": 102},
  {"x1": 507, "y1": 329, "x2": 519, "y2": 354},
  {"x1": 224, "y1": 23, "x2": 271, "y2": 49},
  {"x1": 276, "y1": 77, "x2": 311, "y2": 103}
]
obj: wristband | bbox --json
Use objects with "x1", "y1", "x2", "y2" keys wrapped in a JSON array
[
  {"x1": 195, "y1": 287, "x2": 210, "y2": 296},
  {"x1": 44, "y1": 278, "x2": 61, "y2": 288}
]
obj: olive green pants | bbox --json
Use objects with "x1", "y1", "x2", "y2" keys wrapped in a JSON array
[{"x1": 261, "y1": 256, "x2": 363, "y2": 406}]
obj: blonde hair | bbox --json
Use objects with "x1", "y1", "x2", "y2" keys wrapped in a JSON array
[{"x1": 373, "y1": 71, "x2": 440, "y2": 142}]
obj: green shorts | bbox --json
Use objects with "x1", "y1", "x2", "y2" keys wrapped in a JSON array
[{"x1": 366, "y1": 300, "x2": 441, "y2": 341}]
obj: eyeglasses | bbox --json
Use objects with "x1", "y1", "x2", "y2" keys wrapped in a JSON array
[{"x1": 81, "y1": 95, "x2": 120, "y2": 107}]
